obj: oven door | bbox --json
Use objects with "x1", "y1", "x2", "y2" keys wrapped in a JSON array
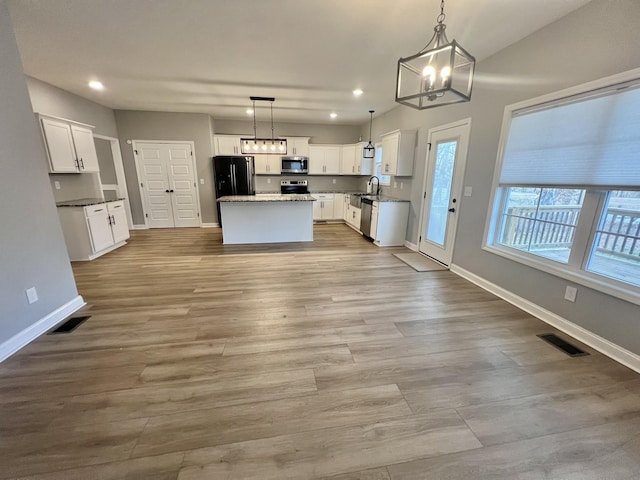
[{"x1": 281, "y1": 156, "x2": 308, "y2": 174}]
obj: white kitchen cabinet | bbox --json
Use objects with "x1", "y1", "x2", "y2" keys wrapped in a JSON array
[
  {"x1": 57, "y1": 200, "x2": 130, "y2": 261},
  {"x1": 214, "y1": 135, "x2": 243, "y2": 155},
  {"x1": 312, "y1": 194, "x2": 336, "y2": 221},
  {"x1": 39, "y1": 115, "x2": 99, "y2": 173},
  {"x1": 286, "y1": 137, "x2": 310, "y2": 157},
  {"x1": 333, "y1": 193, "x2": 344, "y2": 219},
  {"x1": 369, "y1": 200, "x2": 410, "y2": 247},
  {"x1": 354, "y1": 142, "x2": 374, "y2": 176},
  {"x1": 381, "y1": 130, "x2": 416, "y2": 177},
  {"x1": 254, "y1": 154, "x2": 281, "y2": 175},
  {"x1": 309, "y1": 145, "x2": 341, "y2": 175},
  {"x1": 340, "y1": 144, "x2": 357, "y2": 175},
  {"x1": 347, "y1": 205, "x2": 361, "y2": 230}
]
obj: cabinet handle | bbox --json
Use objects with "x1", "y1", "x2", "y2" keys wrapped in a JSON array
[
  {"x1": 75, "y1": 158, "x2": 80, "y2": 170},
  {"x1": 107, "y1": 215, "x2": 112, "y2": 225},
  {"x1": 80, "y1": 158, "x2": 85, "y2": 169},
  {"x1": 111, "y1": 215, "x2": 116, "y2": 224},
  {"x1": 94, "y1": 208, "x2": 104, "y2": 212}
]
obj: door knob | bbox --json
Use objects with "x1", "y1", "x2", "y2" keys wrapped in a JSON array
[
  {"x1": 448, "y1": 207, "x2": 456, "y2": 213},
  {"x1": 165, "y1": 189, "x2": 170, "y2": 193}
]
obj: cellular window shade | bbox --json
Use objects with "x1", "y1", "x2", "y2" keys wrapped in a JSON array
[{"x1": 499, "y1": 85, "x2": 640, "y2": 188}]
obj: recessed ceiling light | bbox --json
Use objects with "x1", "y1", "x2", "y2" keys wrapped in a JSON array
[
  {"x1": 330, "y1": 112, "x2": 338, "y2": 119},
  {"x1": 246, "y1": 109, "x2": 254, "y2": 115},
  {"x1": 353, "y1": 89, "x2": 363, "y2": 97},
  {"x1": 88, "y1": 80, "x2": 104, "y2": 91}
]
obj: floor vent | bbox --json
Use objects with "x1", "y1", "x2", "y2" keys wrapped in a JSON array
[
  {"x1": 48, "y1": 316, "x2": 90, "y2": 334},
  {"x1": 537, "y1": 333, "x2": 589, "y2": 357}
]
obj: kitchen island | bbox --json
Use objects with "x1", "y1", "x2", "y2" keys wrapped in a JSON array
[{"x1": 217, "y1": 194, "x2": 316, "y2": 244}]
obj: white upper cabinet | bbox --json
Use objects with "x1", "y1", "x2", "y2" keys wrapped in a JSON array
[
  {"x1": 354, "y1": 142, "x2": 374, "y2": 176},
  {"x1": 70, "y1": 125, "x2": 99, "y2": 172},
  {"x1": 214, "y1": 135, "x2": 243, "y2": 155},
  {"x1": 309, "y1": 145, "x2": 341, "y2": 175},
  {"x1": 340, "y1": 144, "x2": 357, "y2": 175},
  {"x1": 381, "y1": 130, "x2": 416, "y2": 177},
  {"x1": 286, "y1": 137, "x2": 310, "y2": 157},
  {"x1": 40, "y1": 116, "x2": 99, "y2": 173},
  {"x1": 254, "y1": 154, "x2": 281, "y2": 175}
]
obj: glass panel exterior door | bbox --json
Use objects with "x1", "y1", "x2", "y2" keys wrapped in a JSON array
[{"x1": 419, "y1": 121, "x2": 471, "y2": 266}]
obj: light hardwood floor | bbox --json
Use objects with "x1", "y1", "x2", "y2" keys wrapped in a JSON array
[{"x1": 2, "y1": 224, "x2": 640, "y2": 479}]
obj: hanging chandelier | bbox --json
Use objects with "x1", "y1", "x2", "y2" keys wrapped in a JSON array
[
  {"x1": 363, "y1": 110, "x2": 375, "y2": 159},
  {"x1": 240, "y1": 96, "x2": 287, "y2": 155},
  {"x1": 395, "y1": 0, "x2": 475, "y2": 110}
]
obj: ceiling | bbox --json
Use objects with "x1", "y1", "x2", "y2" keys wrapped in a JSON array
[{"x1": 7, "y1": 0, "x2": 592, "y2": 125}]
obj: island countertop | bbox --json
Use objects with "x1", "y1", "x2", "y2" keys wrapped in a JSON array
[
  {"x1": 56, "y1": 197, "x2": 125, "y2": 207},
  {"x1": 217, "y1": 194, "x2": 316, "y2": 202}
]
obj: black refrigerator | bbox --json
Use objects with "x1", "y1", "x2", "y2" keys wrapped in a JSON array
[{"x1": 213, "y1": 156, "x2": 255, "y2": 224}]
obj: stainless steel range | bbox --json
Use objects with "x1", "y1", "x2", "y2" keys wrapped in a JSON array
[{"x1": 281, "y1": 180, "x2": 309, "y2": 194}]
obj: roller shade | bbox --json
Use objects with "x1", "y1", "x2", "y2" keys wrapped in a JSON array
[{"x1": 499, "y1": 84, "x2": 640, "y2": 188}]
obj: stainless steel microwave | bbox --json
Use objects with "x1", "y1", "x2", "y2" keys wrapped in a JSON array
[{"x1": 281, "y1": 156, "x2": 308, "y2": 174}]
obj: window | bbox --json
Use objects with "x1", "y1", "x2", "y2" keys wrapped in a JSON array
[
  {"x1": 374, "y1": 143, "x2": 391, "y2": 185},
  {"x1": 486, "y1": 72, "x2": 640, "y2": 304}
]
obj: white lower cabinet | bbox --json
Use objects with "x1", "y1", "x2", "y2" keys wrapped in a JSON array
[
  {"x1": 57, "y1": 200, "x2": 130, "y2": 261},
  {"x1": 369, "y1": 201, "x2": 410, "y2": 246},
  {"x1": 312, "y1": 194, "x2": 337, "y2": 221}
]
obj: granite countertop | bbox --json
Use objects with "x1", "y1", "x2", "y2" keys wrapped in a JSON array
[
  {"x1": 218, "y1": 194, "x2": 316, "y2": 202},
  {"x1": 56, "y1": 198, "x2": 125, "y2": 207},
  {"x1": 359, "y1": 195, "x2": 410, "y2": 203}
]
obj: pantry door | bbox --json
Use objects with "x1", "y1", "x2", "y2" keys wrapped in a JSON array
[
  {"x1": 134, "y1": 141, "x2": 201, "y2": 228},
  {"x1": 418, "y1": 119, "x2": 471, "y2": 266}
]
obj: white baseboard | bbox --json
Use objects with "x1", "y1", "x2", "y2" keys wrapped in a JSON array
[
  {"x1": 201, "y1": 223, "x2": 220, "y2": 228},
  {"x1": 404, "y1": 240, "x2": 418, "y2": 251},
  {"x1": 132, "y1": 224, "x2": 148, "y2": 230},
  {"x1": 450, "y1": 264, "x2": 640, "y2": 374},
  {"x1": 0, "y1": 295, "x2": 85, "y2": 362}
]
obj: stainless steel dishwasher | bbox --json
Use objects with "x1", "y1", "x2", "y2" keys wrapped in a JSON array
[{"x1": 360, "y1": 197, "x2": 374, "y2": 239}]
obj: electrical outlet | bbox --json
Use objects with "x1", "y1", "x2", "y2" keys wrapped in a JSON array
[
  {"x1": 400, "y1": 182, "x2": 404, "y2": 190},
  {"x1": 200, "y1": 178, "x2": 204, "y2": 185},
  {"x1": 26, "y1": 287, "x2": 38, "y2": 304},
  {"x1": 564, "y1": 285, "x2": 578, "y2": 302},
  {"x1": 394, "y1": 181, "x2": 398, "y2": 188},
  {"x1": 332, "y1": 178, "x2": 336, "y2": 184},
  {"x1": 54, "y1": 181, "x2": 61, "y2": 190},
  {"x1": 267, "y1": 178, "x2": 271, "y2": 184},
  {"x1": 464, "y1": 186, "x2": 472, "y2": 197}
]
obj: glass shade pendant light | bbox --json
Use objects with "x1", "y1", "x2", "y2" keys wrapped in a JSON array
[
  {"x1": 363, "y1": 110, "x2": 375, "y2": 159},
  {"x1": 240, "y1": 97, "x2": 287, "y2": 155},
  {"x1": 396, "y1": 0, "x2": 475, "y2": 110}
]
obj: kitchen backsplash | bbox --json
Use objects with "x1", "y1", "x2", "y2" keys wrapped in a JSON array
[
  {"x1": 256, "y1": 175, "x2": 368, "y2": 193},
  {"x1": 49, "y1": 173, "x2": 103, "y2": 202}
]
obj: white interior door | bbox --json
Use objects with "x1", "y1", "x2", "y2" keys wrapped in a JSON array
[
  {"x1": 167, "y1": 144, "x2": 200, "y2": 227},
  {"x1": 418, "y1": 120, "x2": 471, "y2": 266}
]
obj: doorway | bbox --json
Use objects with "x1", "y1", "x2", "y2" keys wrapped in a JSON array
[
  {"x1": 133, "y1": 141, "x2": 201, "y2": 228},
  {"x1": 418, "y1": 119, "x2": 471, "y2": 266}
]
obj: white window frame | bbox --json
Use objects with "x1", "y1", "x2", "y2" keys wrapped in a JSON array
[
  {"x1": 483, "y1": 68, "x2": 640, "y2": 306},
  {"x1": 374, "y1": 142, "x2": 391, "y2": 185}
]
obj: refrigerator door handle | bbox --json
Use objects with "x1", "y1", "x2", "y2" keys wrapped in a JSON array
[
  {"x1": 231, "y1": 164, "x2": 237, "y2": 195},
  {"x1": 246, "y1": 160, "x2": 253, "y2": 193}
]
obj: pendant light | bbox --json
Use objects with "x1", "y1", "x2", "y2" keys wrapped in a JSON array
[
  {"x1": 396, "y1": 0, "x2": 475, "y2": 110},
  {"x1": 363, "y1": 110, "x2": 375, "y2": 159},
  {"x1": 240, "y1": 97, "x2": 287, "y2": 155}
]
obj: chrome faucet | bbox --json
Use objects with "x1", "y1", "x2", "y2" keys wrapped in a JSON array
[{"x1": 368, "y1": 176, "x2": 380, "y2": 196}]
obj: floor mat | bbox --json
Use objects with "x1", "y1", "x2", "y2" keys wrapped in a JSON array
[{"x1": 393, "y1": 253, "x2": 447, "y2": 272}]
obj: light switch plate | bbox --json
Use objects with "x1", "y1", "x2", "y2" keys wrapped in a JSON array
[
  {"x1": 54, "y1": 181, "x2": 61, "y2": 190},
  {"x1": 464, "y1": 186, "x2": 472, "y2": 197},
  {"x1": 26, "y1": 287, "x2": 38, "y2": 304},
  {"x1": 200, "y1": 178, "x2": 204, "y2": 185},
  {"x1": 564, "y1": 285, "x2": 578, "y2": 302}
]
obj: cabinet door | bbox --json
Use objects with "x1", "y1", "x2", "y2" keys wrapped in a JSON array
[
  {"x1": 370, "y1": 203, "x2": 379, "y2": 240},
  {"x1": 268, "y1": 156, "x2": 281, "y2": 174},
  {"x1": 71, "y1": 125, "x2": 100, "y2": 172},
  {"x1": 312, "y1": 197, "x2": 323, "y2": 220},
  {"x1": 341, "y1": 145, "x2": 356, "y2": 174},
  {"x1": 288, "y1": 137, "x2": 309, "y2": 157},
  {"x1": 214, "y1": 136, "x2": 241, "y2": 155},
  {"x1": 41, "y1": 118, "x2": 78, "y2": 173},
  {"x1": 382, "y1": 134, "x2": 399, "y2": 175},
  {"x1": 308, "y1": 146, "x2": 325, "y2": 175},
  {"x1": 108, "y1": 202, "x2": 130, "y2": 243},
  {"x1": 254, "y1": 154, "x2": 270, "y2": 174},
  {"x1": 333, "y1": 194, "x2": 344, "y2": 219},
  {"x1": 322, "y1": 198, "x2": 335, "y2": 220},
  {"x1": 86, "y1": 209, "x2": 114, "y2": 253},
  {"x1": 324, "y1": 147, "x2": 341, "y2": 174}
]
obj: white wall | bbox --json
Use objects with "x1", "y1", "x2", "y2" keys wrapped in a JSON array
[
  {"x1": 0, "y1": 0, "x2": 79, "y2": 351},
  {"x1": 365, "y1": 0, "x2": 640, "y2": 354}
]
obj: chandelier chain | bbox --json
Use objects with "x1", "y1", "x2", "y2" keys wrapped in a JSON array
[{"x1": 437, "y1": 0, "x2": 446, "y2": 24}]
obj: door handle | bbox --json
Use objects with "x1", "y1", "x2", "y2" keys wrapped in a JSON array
[{"x1": 448, "y1": 208, "x2": 456, "y2": 213}]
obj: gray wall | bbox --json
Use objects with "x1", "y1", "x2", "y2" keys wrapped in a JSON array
[
  {"x1": 94, "y1": 137, "x2": 117, "y2": 184},
  {"x1": 0, "y1": 0, "x2": 78, "y2": 345},
  {"x1": 365, "y1": 0, "x2": 640, "y2": 354},
  {"x1": 26, "y1": 77, "x2": 120, "y2": 202},
  {"x1": 214, "y1": 119, "x2": 361, "y2": 145},
  {"x1": 114, "y1": 110, "x2": 216, "y2": 225}
]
